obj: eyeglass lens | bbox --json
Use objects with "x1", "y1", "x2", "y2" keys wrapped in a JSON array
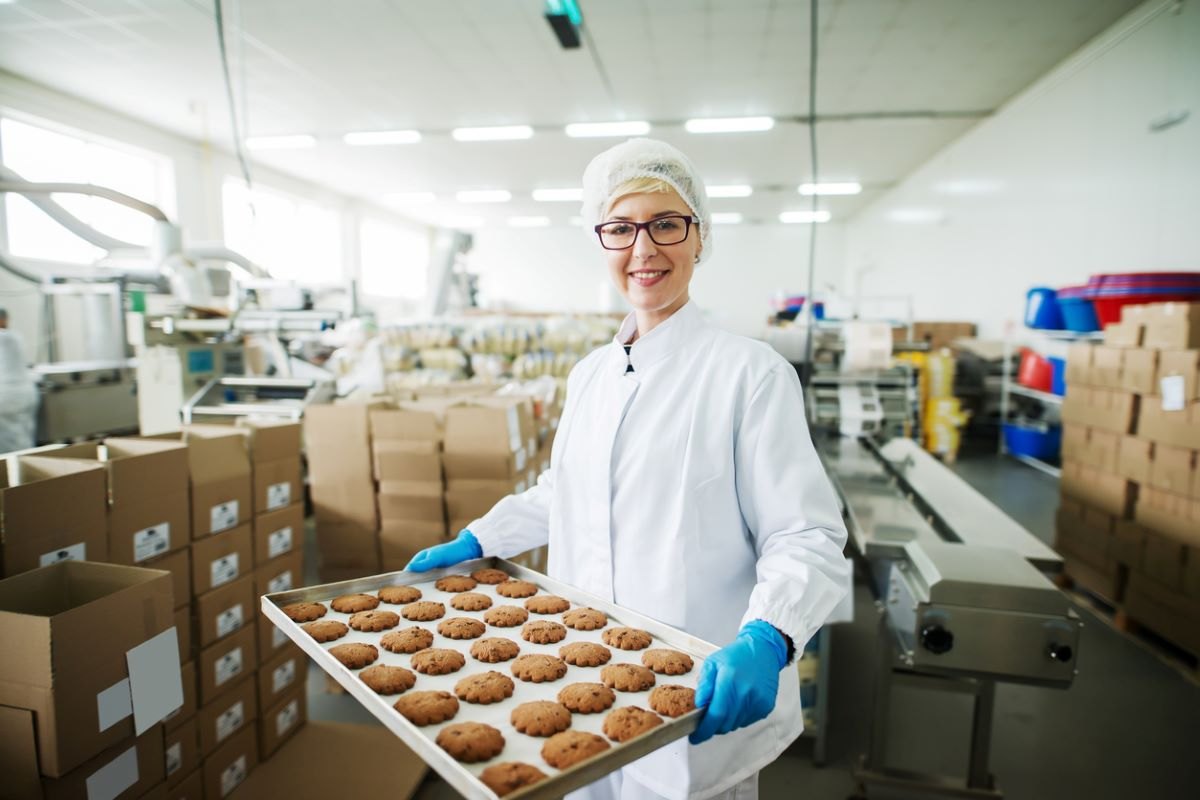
[{"x1": 598, "y1": 217, "x2": 690, "y2": 249}]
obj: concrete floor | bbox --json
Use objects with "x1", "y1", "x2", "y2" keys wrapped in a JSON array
[{"x1": 303, "y1": 451, "x2": 1200, "y2": 798}]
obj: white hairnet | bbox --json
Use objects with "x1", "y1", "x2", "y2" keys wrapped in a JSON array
[{"x1": 581, "y1": 138, "x2": 712, "y2": 263}]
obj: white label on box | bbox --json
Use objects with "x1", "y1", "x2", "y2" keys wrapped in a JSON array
[
  {"x1": 210, "y1": 500, "x2": 239, "y2": 534},
  {"x1": 126, "y1": 628, "x2": 183, "y2": 734},
  {"x1": 267, "y1": 526, "x2": 294, "y2": 558},
  {"x1": 165, "y1": 741, "x2": 182, "y2": 776},
  {"x1": 272, "y1": 627, "x2": 288, "y2": 649},
  {"x1": 276, "y1": 699, "x2": 300, "y2": 737},
  {"x1": 272, "y1": 658, "x2": 297, "y2": 694},
  {"x1": 85, "y1": 745, "x2": 138, "y2": 800},
  {"x1": 220, "y1": 755, "x2": 247, "y2": 798},
  {"x1": 216, "y1": 700, "x2": 245, "y2": 742},
  {"x1": 528, "y1": 437, "x2": 536, "y2": 457},
  {"x1": 268, "y1": 570, "x2": 294, "y2": 594},
  {"x1": 96, "y1": 679, "x2": 133, "y2": 733},
  {"x1": 1161, "y1": 375, "x2": 1186, "y2": 411},
  {"x1": 39, "y1": 541, "x2": 85, "y2": 567},
  {"x1": 210, "y1": 553, "x2": 240, "y2": 588},
  {"x1": 132, "y1": 522, "x2": 171, "y2": 563},
  {"x1": 266, "y1": 481, "x2": 291, "y2": 510},
  {"x1": 506, "y1": 406, "x2": 522, "y2": 453},
  {"x1": 216, "y1": 605, "x2": 245, "y2": 638},
  {"x1": 215, "y1": 648, "x2": 244, "y2": 687},
  {"x1": 550, "y1": 416, "x2": 559, "y2": 429},
  {"x1": 515, "y1": 447, "x2": 527, "y2": 472}
]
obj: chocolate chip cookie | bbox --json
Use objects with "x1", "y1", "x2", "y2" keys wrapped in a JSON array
[
  {"x1": 380, "y1": 626, "x2": 434, "y2": 654},
  {"x1": 557, "y1": 682, "x2": 616, "y2": 714},
  {"x1": 484, "y1": 605, "x2": 529, "y2": 627},
  {"x1": 450, "y1": 592, "x2": 493, "y2": 611},
  {"x1": 524, "y1": 595, "x2": 570, "y2": 615},
  {"x1": 455, "y1": 671, "x2": 516, "y2": 704},
  {"x1": 348, "y1": 609, "x2": 400, "y2": 632},
  {"x1": 435, "y1": 575, "x2": 478, "y2": 593},
  {"x1": 378, "y1": 585, "x2": 422, "y2": 604},
  {"x1": 436, "y1": 722, "x2": 505, "y2": 763},
  {"x1": 281, "y1": 601, "x2": 326, "y2": 622},
  {"x1": 329, "y1": 643, "x2": 378, "y2": 669},
  {"x1": 411, "y1": 648, "x2": 467, "y2": 675},
  {"x1": 496, "y1": 580, "x2": 538, "y2": 599},
  {"x1": 302, "y1": 620, "x2": 348, "y2": 642},
  {"x1": 511, "y1": 701, "x2": 572, "y2": 737},
  {"x1": 512, "y1": 654, "x2": 568, "y2": 684},
  {"x1": 359, "y1": 664, "x2": 416, "y2": 695},
  {"x1": 601, "y1": 627, "x2": 652, "y2": 650},
  {"x1": 641, "y1": 649, "x2": 694, "y2": 675},
  {"x1": 563, "y1": 608, "x2": 607, "y2": 631},
  {"x1": 600, "y1": 663, "x2": 656, "y2": 692},
  {"x1": 331, "y1": 593, "x2": 380, "y2": 613},
  {"x1": 402, "y1": 601, "x2": 446, "y2": 621},
  {"x1": 394, "y1": 690, "x2": 459, "y2": 726},
  {"x1": 559, "y1": 642, "x2": 612, "y2": 667},
  {"x1": 648, "y1": 684, "x2": 696, "y2": 718},
  {"x1": 438, "y1": 617, "x2": 487, "y2": 640},
  {"x1": 470, "y1": 637, "x2": 521, "y2": 663},
  {"x1": 471, "y1": 568, "x2": 510, "y2": 585},
  {"x1": 521, "y1": 620, "x2": 568, "y2": 644},
  {"x1": 602, "y1": 706, "x2": 663, "y2": 742},
  {"x1": 480, "y1": 763, "x2": 547, "y2": 797},
  {"x1": 541, "y1": 731, "x2": 610, "y2": 770}
]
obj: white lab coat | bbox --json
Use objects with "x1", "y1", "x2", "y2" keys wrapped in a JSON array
[
  {"x1": 0, "y1": 330, "x2": 37, "y2": 455},
  {"x1": 470, "y1": 300, "x2": 850, "y2": 800}
]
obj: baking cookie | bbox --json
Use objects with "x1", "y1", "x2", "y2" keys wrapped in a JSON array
[
  {"x1": 496, "y1": 580, "x2": 538, "y2": 599},
  {"x1": 470, "y1": 637, "x2": 521, "y2": 663},
  {"x1": 642, "y1": 649, "x2": 695, "y2": 675},
  {"x1": 557, "y1": 682, "x2": 616, "y2": 714},
  {"x1": 378, "y1": 585, "x2": 422, "y2": 605},
  {"x1": 402, "y1": 601, "x2": 446, "y2": 621},
  {"x1": 438, "y1": 617, "x2": 487, "y2": 640},
  {"x1": 380, "y1": 626, "x2": 434, "y2": 654},
  {"x1": 563, "y1": 607, "x2": 608, "y2": 631},
  {"x1": 602, "y1": 706, "x2": 663, "y2": 742},
  {"x1": 648, "y1": 684, "x2": 696, "y2": 718},
  {"x1": 302, "y1": 620, "x2": 348, "y2": 642},
  {"x1": 522, "y1": 620, "x2": 568, "y2": 644},
  {"x1": 411, "y1": 648, "x2": 467, "y2": 675},
  {"x1": 450, "y1": 592, "x2": 493, "y2": 611},
  {"x1": 484, "y1": 605, "x2": 529, "y2": 627},
  {"x1": 359, "y1": 664, "x2": 416, "y2": 695},
  {"x1": 479, "y1": 762, "x2": 548, "y2": 797},
  {"x1": 511, "y1": 654, "x2": 568, "y2": 684},
  {"x1": 511, "y1": 701, "x2": 572, "y2": 737},
  {"x1": 348, "y1": 609, "x2": 401, "y2": 632},
  {"x1": 559, "y1": 642, "x2": 612, "y2": 667},
  {"x1": 394, "y1": 690, "x2": 459, "y2": 726},
  {"x1": 329, "y1": 642, "x2": 378, "y2": 669},
  {"x1": 541, "y1": 731, "x2": 610, "y2": 770},
  {"x1": 435, "y1": 575, "x2": 478, "y2": 593},
  {"x1": 436, "y1": 722, "x2": 505, "y2": 763},
  {"x1": 281, "y1": 601, "x2": 326, "y2": 622},
  {"x1": 455, "y1": 671, "x2": 515, "y2": 704},
  {"x1": 471, "y1": 568, "x2": 510, "y2": 585},
  {"x1": 524, "y1": 595, "x2": 570, "y2": 615},
  {"x1": 600, "y1": 663, "x2": 656, "y2": 692},
  {"x1": 601, "y1": 627, "x2": 652, "y2": 650},
  {"x1": 331, "y1": 593, "x2": 380, "y2": 613}
]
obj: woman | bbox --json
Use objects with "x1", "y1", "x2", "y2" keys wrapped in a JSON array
[{"x1": 408, "y1": 138, "x2": 850, "y2": 800}]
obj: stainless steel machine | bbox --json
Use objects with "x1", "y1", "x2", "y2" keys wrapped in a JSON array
[
  {"x1": 820, "y1": 436, "x2": 1078, "y2": 799},
  {"x1": 181, "y1": 376, "x2": 334, "y2": 424},
  {"x1": 33, "y1": 359, "x2": 138, "y2": 443}
]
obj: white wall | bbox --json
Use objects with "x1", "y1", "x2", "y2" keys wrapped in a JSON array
[
  {"x1": 843, "y1": 0, "x2": 1200, "y2": 338},
  {"x1": 470, "y1": 222, "x2": 846, "y2": 339}
]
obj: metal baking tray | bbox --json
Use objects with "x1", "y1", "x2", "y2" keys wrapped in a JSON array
[{"x1": 261, "y1": 557, "x2": 718, "y2": 800}]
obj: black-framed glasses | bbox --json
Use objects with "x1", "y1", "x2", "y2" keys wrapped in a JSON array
[{"x1": 594, "y1": 215, "x2": 699, "y2": 250}]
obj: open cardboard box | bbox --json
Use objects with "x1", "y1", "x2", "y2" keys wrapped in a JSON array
[{"x1": 0, "y1": 456, "x2": 108, "y2": 577}]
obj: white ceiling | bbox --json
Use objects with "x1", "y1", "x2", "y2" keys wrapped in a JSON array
[{"x1": 0, "y1": 0, "x2": 1142, "y2": 227}]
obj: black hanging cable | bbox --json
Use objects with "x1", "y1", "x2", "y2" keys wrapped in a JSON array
[
  {"x1": 802, "y1": 0, "x2": 820, "y2": 405},
  {"x1": 214, "y1": 0, "x2": 254, "y2": 196}
]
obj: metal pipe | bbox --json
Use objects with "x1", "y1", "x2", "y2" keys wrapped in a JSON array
[
  {"x1": 184, "y1": 244, "x2": 268, "y2": 279},
  {"x1": 0, "y1": 167, "x2": 147, "y2": 252}
]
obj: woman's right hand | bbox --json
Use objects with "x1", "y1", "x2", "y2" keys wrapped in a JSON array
[{"x1": 405, "y1": 530, "x2": 483, "y2": 572}]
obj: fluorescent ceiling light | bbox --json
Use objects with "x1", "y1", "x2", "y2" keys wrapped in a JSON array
[
  {"x1": 344, "y1": 129, "x2": 421, "y2": 145},
  {"x1": 508, "y1": 216, "x2": 551, "y2": 228},
  {"x1": 383, "y1": 192, "x2": 436, "y2": 204},
  {"x1": 442, "y1": 216, "x2": 484, "y2": 229},
  {"x1": 245, "y1": 134, "x2": 316, "y2": 150},
  {"x1": 799, "y1": 181, "x2": 861, "y2": 196},
  {"x1": 711, "y1": 213, "x2": 744, "y2": 225},
  {"x1": 685, "y1": 116, "x2": 774, "y2": 134},
  {"x1": 887, "y1": 208, "x2": 944, "y2": 224},
  {"x1": 779, "y1": 210, "x2": 831, "y2": 224},
  {"x1": 564, "y1": 121, "x2": 651, "y2": 138},
  {"x1": 456, "y1": 189, "x2": 512, "y2": 203},
  {"x1": 706, "y1": 184, "x2": 752, "y2": 198},
  {"x1": 451, "y1": 125, "x2": 534, "y2": 142},
  {"x1": 532, "y1": 188, "x2": 583, "y2": 202}
]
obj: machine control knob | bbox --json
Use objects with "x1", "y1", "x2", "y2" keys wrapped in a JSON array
[
  {"x1": 1047, "y1": 644, "x2": 1073, "y2": 662},
  {"x1": 920, "y1": 625, "x2": 954, "y2": 655}
]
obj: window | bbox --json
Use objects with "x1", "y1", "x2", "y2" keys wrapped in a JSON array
[
  {"x1": 0, "y1": 115, "x2": 175, "y2": 263},
  {"x1": 359, "y1": 218, "x2": 430, "y2": 299},
  {"x1": 221, "y1": 178, "x2": 343, "y2": 284}
]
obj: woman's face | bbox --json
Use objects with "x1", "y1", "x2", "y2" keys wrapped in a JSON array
[{"x1": 602, "y1": 187, "x2": 700, "y2": 326}]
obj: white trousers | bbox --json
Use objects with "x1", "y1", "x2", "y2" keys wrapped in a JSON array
[{"x1": 566, "y1": 768, "x2": 759, "y2": 800}]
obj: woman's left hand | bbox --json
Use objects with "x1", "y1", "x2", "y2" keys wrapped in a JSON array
[{"x1": 689, "y1": 620, "x2": 788, "y2": 744}]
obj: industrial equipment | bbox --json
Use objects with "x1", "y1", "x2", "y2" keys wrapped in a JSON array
[
  {"x1": 181, "y1": 376, "x2": 334, "y2": 425},
  {"x1": 33, "y1": 360, "x2": 137, "y2": 442}
]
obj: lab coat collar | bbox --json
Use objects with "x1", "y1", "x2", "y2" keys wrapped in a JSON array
[{"x1": 610, "y1": 300, "x2": 707, "y2": 375}]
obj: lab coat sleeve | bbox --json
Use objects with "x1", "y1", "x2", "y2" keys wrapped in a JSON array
[
  {"x1": 735, "y1": 362, "x2": 851, "y2": 649},
  {"x1": 465, "y1": 466, "x2": 553, "y2": 559}
]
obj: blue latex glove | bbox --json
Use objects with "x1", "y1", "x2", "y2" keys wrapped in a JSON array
[
  {"x1": 689, "y1": 620, "x2": 789, "y2": 745},
  {"x1": 405, "y1": 530, "x2": 482, "y2": 572}
]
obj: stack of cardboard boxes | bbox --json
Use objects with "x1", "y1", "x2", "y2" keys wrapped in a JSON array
[{"x1": 1057, "y1": 301, "x2": 1200, "y2": 657}]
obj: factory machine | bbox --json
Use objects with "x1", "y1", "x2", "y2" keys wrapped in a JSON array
[{"x1": 819, "y1": 436, "x2": 1078, "y2": 799}]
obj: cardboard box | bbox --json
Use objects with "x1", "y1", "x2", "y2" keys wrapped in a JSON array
[
  {"x1": 0, "y1": 456, "x2": 108, "y2": 577},
  {"x1": 443, "y1": 401, "x2": 529, "y2": 479},
  {"x1": 0, "y1": 562, "x2": 180, "y2": 776},
  {"x1": 1060, "y1": 388, "x2": 1137, "y2": 435},
  {"x1": 1135, "y1": 486, "x2": 1200, "y2": 546},
  {"x1": 1104, "y1": 320, "x2": 1143, "y2": 348},
  {"x1": 1112, "y1": 520, "x2": 1148, "y2": 567},
  {"x1": 197, "y1": 677, "x2": 257, "y2": 756},
  {"x1": 166, "y1": 768, "x2": 202, "y2": 800},
  {"x1": 305, "y1": 405, "x2": 375, "y2": 530},
  {"x1": 1061, "y1": 424, "x2": 1087, "y2": 463},
  {"x1": 1157, "y1": 349, "x2": 1200, "y2": 401},
  {"x1": 194, "y1": 575, "x2": 254, "y2": 649},
  {"x1": 373, "y1": 440, "x2": 442, "y2": 485},
  {"x1": 1064, "y1": 342, "x2": 1094, "y2": 388},
  {"x1": 1137, "y1": 399, "x2": 1200, "y2": 450},
  {"x1": 1141, "y1": 302, "x2": 1200, "y2": 350},
  {"x1": 197, "y1": 625, "x2": 257, "y2": 706},
  {"x1": 252, "y1": 504, "x2": 304, "y2": 565},
  {"x1": 1054, "y1": 503, "x2": 1113, "y2": 572},
  {"x1": 257, "y1": 645, "x2": 307, "y2": 712},
  {"x1": 1089, "y1": 346, "x2": 1124, "y2": 389},
  {"x1": 190, "y1": 525, "x2": 252, "y2": 597},
  {"x1": 314, "y1": 521, "x2": 379, "y2": 569},
  {"x1": 1061, "y1": 554, "x2": 1122, "y2": 603},
  {"x1": 1148, "y1": 445, "x2": 1197, "y2": 497},
  {"x1": 1116, "y1": 436, "x2": 1153, "y2": 484},
  {"x1": 257, "y1": 684, "x2": 306, "y2": 760},
  {"x1": 1116, "y1": 348, "x2": 1158, "y2": 395},
  {"x1": 370, "y1": 406, "x2": 443, "y2": 444},
  {"x1": 379, "y1": 521, "x2": 448, "y2": 572},
  {"x1": 161, "y1": 429, "x2": 252, "y2": 539},
  {"x1": 257, "y1": 605, "x2": 293, "y2": 666},
  {"x1": 377, "y1": 486, "x2": 445, "y2": 524},
  {"x1": 444, "y1": 480, "x2": 519, "y2": 523},
  {"x1": 174, "y1": 606, "x2": 193, "y2": 665},
  {"x1": 251, "y1": 458, "x2": 302, "y2": 515},
  {"x1": 146, "y1": 548, "x2": 192, "y2": 611},
  {"x1": 1059, "y1": 461, "x2": 1135, "y2": 519},
  {"x1": 315, "y1": 564, "x2": 378, "y2": 584},
  {"x1": 1124, "y1": 572, "x2": 1200, "y2": 654},
  {"x1": 1063, "y1": 426, "x2": 1120, "y2": 473},
  {"x1": 1141, "y1": 530, "x2": 1187, "y2": 591},
  {"x1": 236, "y1": 420, "x2": 301, "y2": 464},
  {"x1": 30, "y1": 725, "x2": 166, "y2": 800},
  {"x1": 164, "y1": 717, "x2": 199, "y2": 789},
  {"x1": 164, "y1": 661, "x2": 196, "y2": 734},
  {"x1": 201, "y1": 722, "x2": 257, "y2": 800},
  {"x1": 310, "y1": 480, "x2": 378, "y2": 530},
  {"x1": 253, "y1": 548, "x2": 304, "y2": 598}
]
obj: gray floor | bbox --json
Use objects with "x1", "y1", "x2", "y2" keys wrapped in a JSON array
[{"x1": 303, "y1": 452, "x2": 1200, "y2": 798}]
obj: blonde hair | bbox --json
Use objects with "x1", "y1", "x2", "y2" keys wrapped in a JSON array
[{"x1": 604, "y1": 176, "x2": 675, "y2": 218}]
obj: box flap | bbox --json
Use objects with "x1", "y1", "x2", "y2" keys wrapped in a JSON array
[
  {"x1": 370, "y1": 408, "x2": 442, "y2": 442},
  {"x1": 0, "y1": 705, "x2": 42, "y2": 800},
  {"x1": 236, "y1": 420, "x2": 302, "y2": 463}
]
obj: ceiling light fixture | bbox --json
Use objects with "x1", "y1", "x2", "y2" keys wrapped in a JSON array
[
  {"x1": 711, "y1": 213, "x2": 744, "y2": 224},
  {"x1": 706, "y1": 185, "x2": 753, "y2": 198},
  {"x1": 456, "y1": 190, "x2": 512, "y2": 203},
  {"x1": 532, "y1": 188, "x2": 584, "y2": 202},
  {"x1": 564, "y1": 121, "x2": 651, "y2": 138},
  {"x1": 245, "y1": 134, "x2": 316, "y2": 150},
  {"x1": 684, "y1": 116, "x2": 775, "y2": 134},
  {"x1": 383, "y1": 192, "x2": 436, "y2": 204},
  {"x1": 451, "y1": 125, "x2": 534, "y2": 142},
  {"x1": 779, "y1": 210, "x2": 831, "y2": 224},
  {"x1": 508, "y1": 216, "x2": 552, "y2": 228},
  {"x1": 344, "y1": 130, "x2": 421, "y2": 146},
  {"x1": 799, "y1": 181, "x2": 861, "y2": 196}
]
